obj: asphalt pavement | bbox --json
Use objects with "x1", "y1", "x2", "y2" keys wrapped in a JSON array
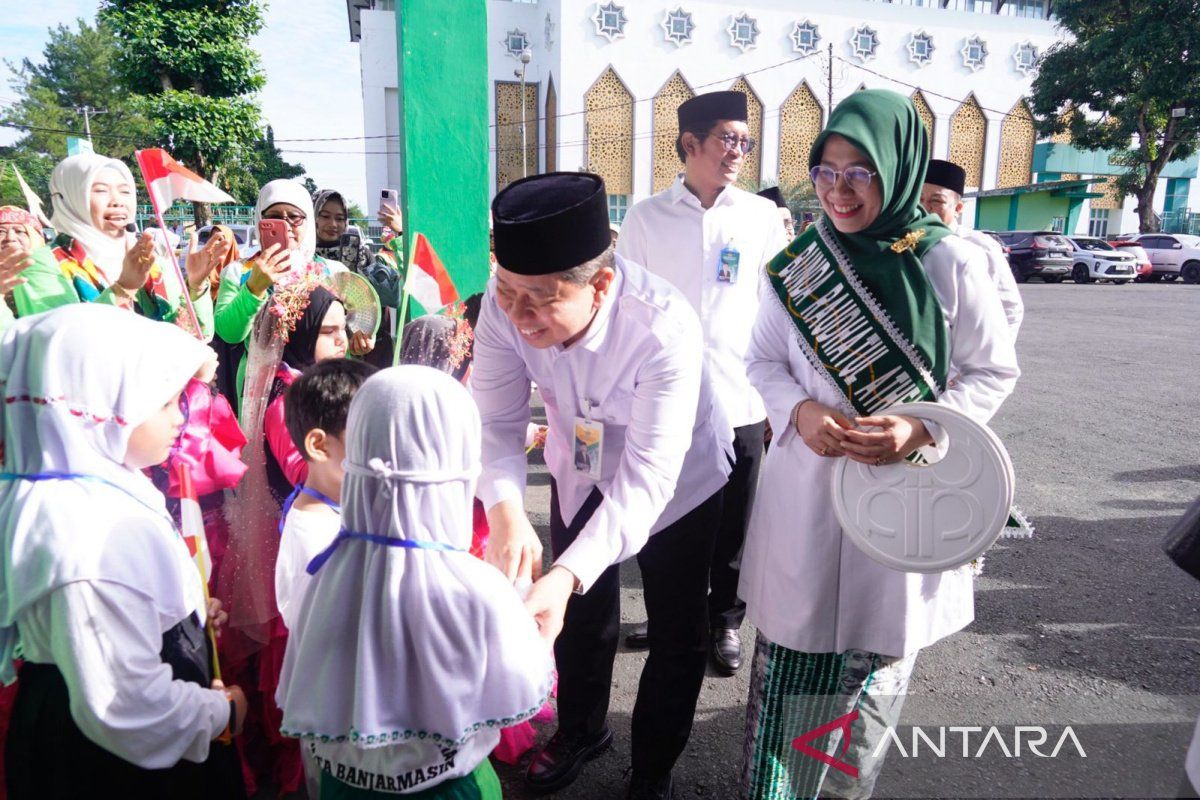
[{"x1": 494, "y1": 281, "x2": 1200, "y2": 800}]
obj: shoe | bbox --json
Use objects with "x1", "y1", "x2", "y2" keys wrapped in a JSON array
[
  {"x1": 525, "y1": 725, "x2": 613, "y2": 793},
  {"x1": 627, "y1": 773, "x2": 673, "y2": 799},
  {"x1": 711, "y1": 627, "x2": 742, "y2": 676},
  {"x1": 624, "y1": 622, "x2": 650, "y2": 650}
]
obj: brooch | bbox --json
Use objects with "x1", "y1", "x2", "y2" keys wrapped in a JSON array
[{"x1": 890, "y1": 228, "x2": 927, "y2": 253}]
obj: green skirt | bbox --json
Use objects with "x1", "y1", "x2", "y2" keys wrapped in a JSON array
[{"x1": 320, "y1": 758, "x2": 501, "y2": 800}]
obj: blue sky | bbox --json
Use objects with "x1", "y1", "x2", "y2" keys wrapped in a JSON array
[{"x1": 0, "y1": 0, "x2": 369, "y2": 207}]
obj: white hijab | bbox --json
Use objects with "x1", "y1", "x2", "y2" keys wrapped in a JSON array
[
  {"x1": 277, "y1": 366, "x2": 553, "y2": 749},
  {"x1": 0, "y1": 304, "x2": 211, "y2": 684},
  {"x1": 256, "y1": 179, "x2": 317, "y2": 266},
  {"x1": 49, "y1": 153, "x2": 138, "y2": 284}
]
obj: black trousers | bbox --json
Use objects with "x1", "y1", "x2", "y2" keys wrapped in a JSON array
[
  {"x1": 708, "y1": 420, "x2": 766, "y2": 630},
  {"x1": 550, "y1": 481, "x2": 721, "y2": 781}
]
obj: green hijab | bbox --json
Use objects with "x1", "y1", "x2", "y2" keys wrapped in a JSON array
[{"x1": 807, "y1": 88, "x2": 951, "y2": 385}]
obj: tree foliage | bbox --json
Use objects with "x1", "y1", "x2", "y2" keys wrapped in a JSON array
[
  {"x1": 98, "y1": 0, "x2": 268, "y2": 221},
  {"x1": 0, "y1": 18, "x2": 154, "y2": 207},
  {"x1": 1029, "y1": 0, "x2": 1200, "y2": 231}
]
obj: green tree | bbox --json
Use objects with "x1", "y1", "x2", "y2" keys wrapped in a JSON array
[
  {"x1": 1029, "y1": 0, "x2": 1200, "y2": 232},
  {"x1": 99, "y1": 0, "x2": 266, "y2": 225},
  {"x1": 222, "y1": 125, "x2": 307, "y2": 203},
  {"x1": 0, "y1": 18, "x2": 154, "y2": 209}
]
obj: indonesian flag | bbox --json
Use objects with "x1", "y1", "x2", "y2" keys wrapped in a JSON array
[
  {"x1": 175, "y1": 461, "x2": 213, "y2": 587},
  {"x1": 406, "y1": 233, "x2": 459, "y2": 313},
  {"x1": 135, "y1": 148, "x2": 234, "y2": 211}
]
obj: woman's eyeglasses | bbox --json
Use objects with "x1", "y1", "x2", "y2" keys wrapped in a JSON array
[
  {"x1": 810, "y1": 165, "x2": 877, "y2": 192},
  {"x1": 708, "y1": 133, "x2": 756, "y2": 155},
  {"x1": 263, "y1": 211, "x2": 307, "y2": 226}
]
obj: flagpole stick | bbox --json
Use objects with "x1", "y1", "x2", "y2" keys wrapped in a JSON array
[{"x1": 136, "y1": 150, "x2": 203, "y2": 339}]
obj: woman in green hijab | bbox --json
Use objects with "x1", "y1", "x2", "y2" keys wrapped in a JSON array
[{"x1": 737, "y1": 90, "x2": 1020, "y2": 798}]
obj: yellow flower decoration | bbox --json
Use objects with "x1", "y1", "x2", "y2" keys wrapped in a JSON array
[{"x1": 890, "y1": 228, "x2": 927, "y2": 254}]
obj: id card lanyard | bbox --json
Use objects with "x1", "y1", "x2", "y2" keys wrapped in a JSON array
[
  {"x1": 717, "y1": 238, "x2": 740, "y2": 284},
  {"x1": 573, "y1": 398, "x2": 604, "y2": 480}
]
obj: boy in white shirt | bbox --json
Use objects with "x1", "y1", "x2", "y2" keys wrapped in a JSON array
[{"x1": 275, "y1": 358, "x2": 377, "y2": 630}]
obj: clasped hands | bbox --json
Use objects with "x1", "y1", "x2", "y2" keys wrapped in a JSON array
[{"x1": 792, "y1": 399, "x2": 933, "y2": 466}]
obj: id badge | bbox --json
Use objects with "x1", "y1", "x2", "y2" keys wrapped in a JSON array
[
  {"x1": 717, "y1": 244, "x2": 740, "y2": 284},
  {"x1": 573, "y1": 416, "x2": 604, "y2": 480}
]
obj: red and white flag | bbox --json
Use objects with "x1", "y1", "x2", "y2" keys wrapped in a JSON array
[
  {"x1": 174, "y1": 461, "x2": 213, "y2": 587},
  {"x1": 405, "y1": 232, "x2": 459, "y2": 313},
  {"x1": 135, "y1": 148, "x2": 234, "y2": 211}
]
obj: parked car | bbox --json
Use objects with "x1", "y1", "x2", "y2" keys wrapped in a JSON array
[
  {"x1": 978, "y1": 230, "x2": 1012, "y2": 256},
  {"x1": 1107, "y1": 240, "x2": 1153, "y2": 280},
  {"x1": 1066, "y1": 237, "x2": 1138, "y2": 284},
  {"x1": 1134, "y1": 233, "x2": 1200, "y2": 283},
  {"x1": 993, "y1": 230, "x2": 1073, "y2": 283},
  {"x1": 196, "y1": 223, "x2": 258, "y2": 252}
]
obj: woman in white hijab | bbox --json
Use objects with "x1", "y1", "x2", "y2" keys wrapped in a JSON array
[
  {"x1": 0, "y1": 303, "x2": 247, "y2": 798},
  {"x1": 277, "y1": 366, "x2": 554, "y2": 799},
  {"x1": 45, "y1": 153, "x2": 219, "y2": 338}
]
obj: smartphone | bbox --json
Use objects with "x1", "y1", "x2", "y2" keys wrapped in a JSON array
[
  {"x1": 340, "y1": 230, "x2": 361, "y2": 250},
  {"x1": 258, "y1": 219, "x2": 290, "y2": 254},
  {"x1": 381, "y1": 189, "x2": 398, "y2": 208}
]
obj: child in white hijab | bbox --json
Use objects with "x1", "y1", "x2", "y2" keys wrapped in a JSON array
[
  {"x1": 0, "y1": 304, "x2": 246, "y2": 797},
  {"x1": 277, "y1": 366, "x2": 554, "y2": 799}
]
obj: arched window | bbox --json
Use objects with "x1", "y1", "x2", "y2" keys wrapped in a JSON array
[
  {"x1": 729, "y1": 76, "x2": 764, "y2": 187},
  {"x1": 997, "y1": 99, "x2": 1035, "y2": 188},
  {"x1": 652, "y1": 70, "x2": 695, "y2": 194},
  {"x1": 777, "y1": 80, "x2": 823, "y2": 189},
  {"x1": 584, "y1": 66, "x2": 634, "y2": 196},
  {"x1": 949, "y1": 93, "x2": 987, "y2": 189}
]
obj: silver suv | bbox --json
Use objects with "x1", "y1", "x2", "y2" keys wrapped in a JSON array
[{"x1": 1134, "y1": 233, "x2": 1200, "y2": 283}]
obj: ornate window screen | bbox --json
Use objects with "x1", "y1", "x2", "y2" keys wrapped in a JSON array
[
  {"x1": 949, "y1": 93, "x2": 987, "y2": 189},
  {"x1": 584, "y1": 66, "x2": 634, "y2": 196},
  {"x1": 911, "y1": 90, "x2": 935, "y2": 144},
  {"x1": 546, "y1": 76, "x2": 557, "y2": 173},
  {"x1": 729, "y1": 77, "x2": 763, "y2": 187},
  {"x1": 495, "y1": 81, "x2": 539, "y2": 191},
  {"x1": 997, "y1": 99, "x2": 1035, "y2": 189},
  {"x1": 777, "y1": 80, "x2": 823, "y2": 189},
  {"x1": 1089, "y1": 176, "x2": 1125, "y2": 211},
  {"x1": 652, "y1": 70, "x2": 695, "y2": 193}
]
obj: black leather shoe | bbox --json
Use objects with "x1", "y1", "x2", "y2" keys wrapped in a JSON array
[
  {"x1": 627, "y1": 773, "x2": 673, "y2": 799},
  {"x1": 711, "y1": 627, "x2": 742, "y2": 676},
  {"x1": 624, "y1": 622, "x2": 650, "y2": 650},
  {"x1": 525, "y1": 725, "x2": 613, "y2": 793}
]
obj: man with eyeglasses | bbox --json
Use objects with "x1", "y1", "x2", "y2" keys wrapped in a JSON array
[
  {"x1": 616, "y1": 90, "x2": 787, "y2": 678},
  {"x1": 920, "y1": 159, "x2": 1023, "y2": 338}
]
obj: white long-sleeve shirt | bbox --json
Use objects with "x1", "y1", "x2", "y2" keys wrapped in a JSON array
[
  {"x1": 739, "y1": 235, "x2": 1019, "y2": 657},
  {"x1": 617, "y1": 177, "x2": 788, "y2": 427},
  {"x1": 16, "y1": 581, "x2": 230, "y2": 769},
  {"x1": 472, "y1": 255, "x2": 733, "y2": 592},
  {"x1": 959, "y1": 227, "x2": 1024, "y2": 338}
]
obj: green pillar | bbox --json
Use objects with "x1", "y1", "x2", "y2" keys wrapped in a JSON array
[
  {"x1": 396, "y1": 1, "x2": 490, "y2": 310},
  {"x1": 1065, "y1": 197, "x2": 1084, "y2": 235}
]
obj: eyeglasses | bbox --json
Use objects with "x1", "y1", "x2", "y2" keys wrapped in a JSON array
[
  {"x1": 708, "y1": 133, "x2": 756, "y2": 155},
  {"x1": 263, "y1": 211, "x2": 307, "y2": 226},
  {"x1": 810, "y1": 165, "x2": 877, "y2": 192}
]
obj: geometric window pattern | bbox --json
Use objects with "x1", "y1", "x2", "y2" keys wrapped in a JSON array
[
  {"x1": 960, "y1": 35, "x2": 988, "y2": 72},
  {"x1": 790, "y1": 19, "x2": 820, "y2": 55},
  {"x1": 729, "y1": 77, "x2": 763, "y2": 187},
  {"x1": 592, "y1": 2, "x2": 628, "y2": 43},
  {"x1": 849, "y1": 25, "x2": 880, "y2": 63},
  {"x1": 1089, "y1": 176, "x2": 1125, "y2": 211},
  {"x1": 502, "y1": 29, "x2": 530, "y2": 58},
  {"x1": 652, "y1": 70, "x2": 695, "y2": 193},
  {"x1": 949, "y1": 93, "x2": 987, "y2": 189},
  {"x1": 1012, "y1": 41, "x2": 1038, "y2": 76},
  {"x1": 907, "y1": 30, "x2": 934, "y2": 67},
  {"x1": 495, "y1": 80, "x2": 539, "y2": 191},
  {"x1": 584, "y1": 66, "x2": 634, "y2": 196},
  {"x1": 727, "y1": 13, "x2": 760, "y2": 53},
  {"x1": 545, "y1": 76, "x2": 557, "y2": 173},
  {"x1": 662, "y1": 6, "x2": 696, "y2": 47},
  {"x1": 777, "y1": 80, "x2": 823, "y2": 190},
  {"x1": 911, "y1": 89, "x2": 935, "y2": 145},
  {"x1": 996, "y1": 99, "x2": 1035, "y2": 189}
]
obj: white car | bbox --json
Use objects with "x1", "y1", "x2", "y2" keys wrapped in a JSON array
[
  {"x1": 1134, "y1": 232, "x2": 1200, "y2": 283},
  {"x1": 1067, "y1": 237, "x2": 1138, "y2": 284}
]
